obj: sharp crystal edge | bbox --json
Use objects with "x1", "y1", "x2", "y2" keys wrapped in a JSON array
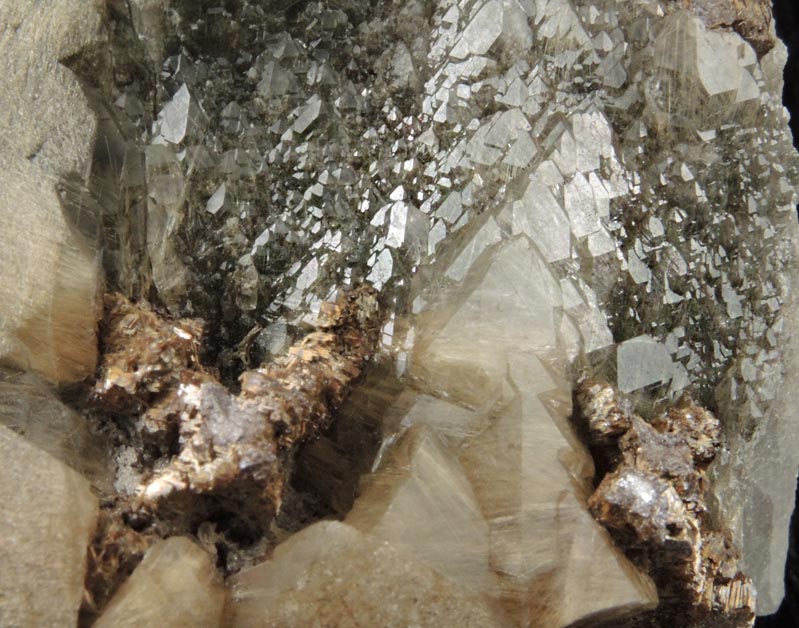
[{"x1": 1, "y1": 0, "x2": 798, "y2": 623}]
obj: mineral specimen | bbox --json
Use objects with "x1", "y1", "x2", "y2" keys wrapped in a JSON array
[
  {"x1": 91, "y1": 6, "x2": 799, "y2": 614},
  {"x1": 576, "y1": 379, "x2": 755, "y2": 627},
  {"x1": 93, "y1": 287, "x2": 381, "y2": 528},
  {"x1": 0, "y1": 0, "x2": 103, "y2": 383},
  {"x1": 0, "y1": 424, "x2": 98, "y2": 627},
  {"x1": 93, "y1": 537, "x2": 225, "y2": 628},
  {"x1": 0, "y1": 368, "x2": 112, "y2": 492},
  {"x1": 1, "y1": 0, "x2": 797, "y2": 623},
  {"x1": 225, "y1": 520, "x2": 514, "y2": 628}
]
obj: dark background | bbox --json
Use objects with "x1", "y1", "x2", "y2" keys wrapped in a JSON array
[{"x1": 755, "y1": 2, "x2": 799, "y2": 627}]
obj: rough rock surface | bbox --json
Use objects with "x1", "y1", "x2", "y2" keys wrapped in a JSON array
[
  {"x1": 0, "y1": 0, "x2": 104, "y2": 382},
  {"x1": 0, "y1": 424, "x2": 99, "y2": 627},
  {"x1": 81, "y1": 505, "x2": 158, "y2": 621},
  {"x1": 91, "y1": 287, "x2": 381, "y2": 529}
]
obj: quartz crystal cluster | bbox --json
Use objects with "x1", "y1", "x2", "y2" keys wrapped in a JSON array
[{"x1": 1, "y1": 0, "x2": 799, "y2": 625}]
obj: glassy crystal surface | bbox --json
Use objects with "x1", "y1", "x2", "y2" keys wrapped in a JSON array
[
  {"x1": 346, "y1": 424, "x2": 497, "y2": 594},
  {"x1": 225, "y1": 521, "x2": 514, "y2": 628},
  {"x1": 0, "y1": 369, "x2": 112, "y2": 492},
  {"x1": 93, "y1": 537, "x2": 225, "y2": 628},
  {"x1": 0, "y1": 0, "x2": 104, "y2": 383},
  {"x1": 407, "y1": 234, "x2": 657, "y2": 625},
  {"x1": 99, "y1": 0, "x2": 797, "y2": 616},
  {"x1": 1, "y1": 0, "x2": 797, "y2": 622}
]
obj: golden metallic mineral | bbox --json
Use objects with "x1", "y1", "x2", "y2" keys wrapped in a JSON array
[{"x1": 576, "y1": 379, "x2": 755, "y2": 627}]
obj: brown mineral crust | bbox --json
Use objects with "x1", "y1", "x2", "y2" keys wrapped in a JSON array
[
  {"x1": 575, "y1": 379, "x2": 635, "y2": 441},
  {"x1": 573, "y1": 379, "x2": 635, "y2": 477},
  {"x1": 620, "y1": 416, "x2": 708, "y2": 513},
  {"x1": 130, "y1": 286, "x2": 382, "y2": 526},
  {"x1": 92, "y1": 292, "x2": 205, "y2": 453},
  {"x1": 80, "y1": 503, "x2": 158, "y2": 626},
  {"x1": 653, "y1": 396, "x2": 721, "y2": 467},
  {"x1": 589, "y1": 468, "x2": 704, "y2": 603},
  {"x1": 673, "y1": 0, "x2": 774, "y2": 56},
  {"x1": 576, "y1": 380, "x2": 755, "y2": 627}
]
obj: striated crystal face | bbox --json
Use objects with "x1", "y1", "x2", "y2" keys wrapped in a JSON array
[
  {"x1": 0, "y1": 0, "x2": 103, "y2": 384},
  {"x1": 345, "y1": 424, "x2": 499, "y2": 595},
  {"x1": 0, "y1": 369, "x2": 113, "y2": 492},
  {"x1": 226, "y1": 520, "x2": 516, "y2": 628},
  {"x1": 407, "y1": 234, "x2": 658, "y2": 624}
]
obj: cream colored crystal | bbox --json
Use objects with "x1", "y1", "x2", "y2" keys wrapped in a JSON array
[
  {"x1": 0, "y1": 0, "x2": 103, "y2": 382},
  {"x1": 94, "y1": 537, "x2": 225, "y2": 628},
  {"x1": 347, "y1": 424, "x2": 496, "y2": 594},
  {"x1": 413, "y1": 236, "x2": 563, "y2": 407},
  {"x1": 411, "y1": 235, "x2": 658, "y2": 626},
  {"x1": 385, "y1": 390, "x2": 482, "y2": 446},
  {"x1": 226, "y1": 521, "x2": 513, "y2": 628},
  {"x1": 0, "y1": 424, "x2": 99, "y2": 627}
]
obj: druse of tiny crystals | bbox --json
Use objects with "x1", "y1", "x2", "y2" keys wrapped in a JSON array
[{"x1": 100, "y1": 0, "x2": 799, "y2": 617}]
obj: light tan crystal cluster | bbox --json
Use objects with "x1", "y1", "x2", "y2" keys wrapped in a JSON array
[
  {"x1": 226, "y1": 238, "x2": 660, "y2": 626},
  {"x1": 0, "y1": 0, "x2": 103, "y2": 384},
  {"x1": 0, "y1": 423, "x2": 99, "y2": 627}
]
